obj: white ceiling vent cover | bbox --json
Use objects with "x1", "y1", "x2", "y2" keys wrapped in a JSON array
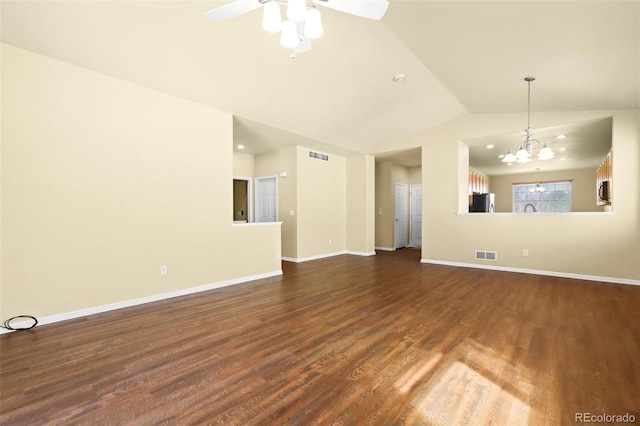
[
  {"x1": 309, "y1": 151, "x2": 329, "y2": 161},
  {"x1": 475, "y1": 250, "x2": 497, "y2": 261}
]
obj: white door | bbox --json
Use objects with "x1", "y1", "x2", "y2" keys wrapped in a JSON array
[
  {"x1": 395, "y1": 183, "x2": 408, "y2": 249},
  {"x1": 255, "y1": 176, "x2": 277, "y2": 223},
  {"x1": 410, "y1": 184, "x2": 422, "y2": 247}
]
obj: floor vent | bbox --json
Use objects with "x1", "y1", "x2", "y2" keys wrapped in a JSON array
[
  {"x1": 475, "y1": 250, "x2": 497, "y2": 261},
  {"x1": 308, "y1": 151, "x2": 329, "y2": 161}
]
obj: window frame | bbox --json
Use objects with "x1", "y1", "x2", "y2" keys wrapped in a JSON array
[{"x1": 512, "y1": 180, "x2": 572, "y2": 213}]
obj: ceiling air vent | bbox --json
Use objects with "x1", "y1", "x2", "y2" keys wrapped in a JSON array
[
  {"x1": 309, "y1": 151, "x2": 329, "y2": 161},
  {"x1": 475, "y1": 250, "x2": 497, "y2": 261}
]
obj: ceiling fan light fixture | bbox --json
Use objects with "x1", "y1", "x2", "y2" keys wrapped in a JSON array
[
  {"x1": 304, "y1": 7, "x2": 323, "y2": 39},
  {"x1": 205, "y1": 0, "x2": 390, "y2": 54},
  {"x1": 286, "y1": 0, "x2": 307, "y2": 22},
  {"x1": 262, "y1": 1, "x2": 282, "y2": 33},
  {"x1": 280, "y1": 20, "x2": 300, "y2": 48}
]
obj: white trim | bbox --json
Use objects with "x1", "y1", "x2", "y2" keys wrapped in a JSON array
[
  {"x1": 282, "y1": 250, "x2": 377, "y2": 263},
  {"x1": 0, "y1": 270, "x2": 283, "y2": 334},
  {"x1": 375, "y1": 246, "x2": 396, "y2": 252},
  {"x1": 346, "y1": 250, "x2": 376, "y2": 257},
  {"x1": 457, "y1": 212, "x2": 615, "y2": 216},
  {"x1": 232, "y1": 221, "x2": 283, "y2": 227},
  {"x1": 420, "y1": 258, "x2": 640, "y2": 286},
  {"x1": 282, "y1": 251, "x2": 347, "y2": 263}
]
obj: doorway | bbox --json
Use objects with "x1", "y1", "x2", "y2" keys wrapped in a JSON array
[
  {"x1": 255, "y1": 176, "x2": 278, "y2": 223},
  {"x1": 395, "y1": 183, "x2": 408, "y2": 249},
  {"x1": 233, "y1": 178, "x2": 251, "y2": 222}
]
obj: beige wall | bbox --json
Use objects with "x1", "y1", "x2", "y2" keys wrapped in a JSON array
[
  {"x1": 254, "y1": 147, "x2": 298, "y2": 258},
  {"x1": 346, "y1": 155, "x2": 375, "y2": 254},
  {"x1": 233, "y1": 152, "x2": 255, "y2": 178},
  {"x1": 490, "y1": 168, "x2": 603, "y2": 213},
  {"x1": 1, "y1": 44, "x2": 282, "y2": 320},
  {"x1": 408, "y1": 166, "x2": 422, "y2": 186},
  {"x1": 296, "y1": 147, "x2": 347, "y2": 258},
  {"x1": 253, "y1": 146, "x2": 356, "y2": 260},
  {"x1": 413, "y1": 110, "x2": 639, "y2": 281}
]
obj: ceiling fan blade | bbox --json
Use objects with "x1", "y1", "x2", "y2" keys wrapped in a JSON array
[
  {"x1": 311, "y1": 0, "x2": 389, "y2": 20},
  {"x1": 204, "y1": 0, "x2": 263, "y2": 22}
]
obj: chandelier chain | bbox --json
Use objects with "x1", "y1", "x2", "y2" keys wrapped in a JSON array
[{"x1": 527, "y1": 78, "x2": 532, "y2": 133}]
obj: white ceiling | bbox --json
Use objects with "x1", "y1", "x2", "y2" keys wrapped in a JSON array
[{"x1": 2, "y1": 0, "x2": 639, "y2": 167}]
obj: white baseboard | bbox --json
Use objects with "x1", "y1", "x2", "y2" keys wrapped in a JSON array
[
  {"x1": 0, "y1": 269, "x2": 283, "y2": 334},
  {"x1": 420, "y1": 258, "x2": 640, "y2": 286},
  {"x1": 346, "y1": 250, "x2": 376, "y2": 257},
  {"x1": 282, "y1": 251, "x2": 346, "y2": 263},
  {"x1": 282, "y1": 250, "x2": 375, "y2": 263},
  {"x1": 375, "y1": 246, "x2": 396, "y2": 252}
]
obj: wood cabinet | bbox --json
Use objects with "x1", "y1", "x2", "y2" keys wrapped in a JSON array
[
  {"x1": 596, "y1": 150, "x2": 612, "y2": 206},
  {"x1": 469, "y1": 171, "x2": 488, "y2": 205}
]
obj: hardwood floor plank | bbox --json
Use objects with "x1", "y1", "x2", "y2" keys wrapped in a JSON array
[{"x1": 1, "y1": 249, "x2": 639, "y2": 425}]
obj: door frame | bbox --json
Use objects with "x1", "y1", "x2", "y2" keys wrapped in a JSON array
[
  {"x1": 409, "y1": 184, "x2": 422, "y2": 247},
  {"x1": 233, "y1": 176, "x2": 253, "y2": 223},
  {"x1": 255, "y1": 175, "x2": 278, "y2": 223}
]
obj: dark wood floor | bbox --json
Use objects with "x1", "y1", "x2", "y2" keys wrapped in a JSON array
[{"x1": 1, "y1": 249, "x2": 639, "y2": 425}]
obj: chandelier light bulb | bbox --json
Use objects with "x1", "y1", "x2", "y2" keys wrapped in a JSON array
[
  {"x1": 502, "y1": 150, "x2": 517, "y2": 163},
  {"x1": 280, "y1": 20, "x2": 300, "y2": 48},
  {"x1": 262, "y1": 1, "x2": 282, "y2": 33},
  {"x1": 286, "y1": 0, "x2": 307, "y2": 22},
  {"x1": 538, "y1": 144, "x2": 555, "y2": 160},
  {"x1": 515, "y1": 146, "x2": 530, "y2": 161},
  {"x1": 304, "y1": 7, "x2": 323, "y2": 39}
]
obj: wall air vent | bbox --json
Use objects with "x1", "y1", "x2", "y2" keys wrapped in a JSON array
[
  {"x1": 308, "y1": 151, "x2": 329, "y2": 161},
  {"x1": 475, "y1": 250, "x2": 497, "y2": 261}
]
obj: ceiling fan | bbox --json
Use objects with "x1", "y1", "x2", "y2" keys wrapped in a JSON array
[{"x1": 205, "y1": 0, "x2": 390, "y2": 55}]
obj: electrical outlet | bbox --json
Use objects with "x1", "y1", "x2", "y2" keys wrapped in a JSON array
[
  {"x1": 329, "y1": 239, "x2": 332, "y2": 245},
  {"x1": 276, "y1": 250, "x2": 281, "y2": 258},
  {"x1": 522, "y1": 249, "x2": 529, "y2": 257},
  {"x1": 160, "y1": 265, "x2": 168, "y2": 275}
]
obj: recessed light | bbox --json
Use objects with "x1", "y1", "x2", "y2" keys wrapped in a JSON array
[
  {"x1": 560, "y1": 157, "x2": 567, "y2": 161},
  {"x1": 237, "y1": 144, "x2": 245, "y2": 150},
  {"x1": 498, "y1": 154, "x2": 505, "y2": 159},
  {"x1": 486, "y1": 144, "x2": 495, "y2": 149},
  {"x1": 559, "y1": 147, "x2": 567, "y2": 152},
  {"x1": 392, "y1": 73, "x2": 405, "y2": 83},
  {"x1": 556, "y1": 134, "x2": 567, "y2": 140}
]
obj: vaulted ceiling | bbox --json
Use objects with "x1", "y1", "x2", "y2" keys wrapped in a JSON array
[{"x1": 2, "y1": 0, "x2": 639, "y2": 162}]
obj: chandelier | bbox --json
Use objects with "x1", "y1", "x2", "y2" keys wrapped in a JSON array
[{"x1": 502, "y1": 77, "x2": 555, "y2": 164}]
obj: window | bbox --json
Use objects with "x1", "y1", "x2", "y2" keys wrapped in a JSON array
[{"x1": 513, "y1": 181, "x2": 571, "y2": 213}]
